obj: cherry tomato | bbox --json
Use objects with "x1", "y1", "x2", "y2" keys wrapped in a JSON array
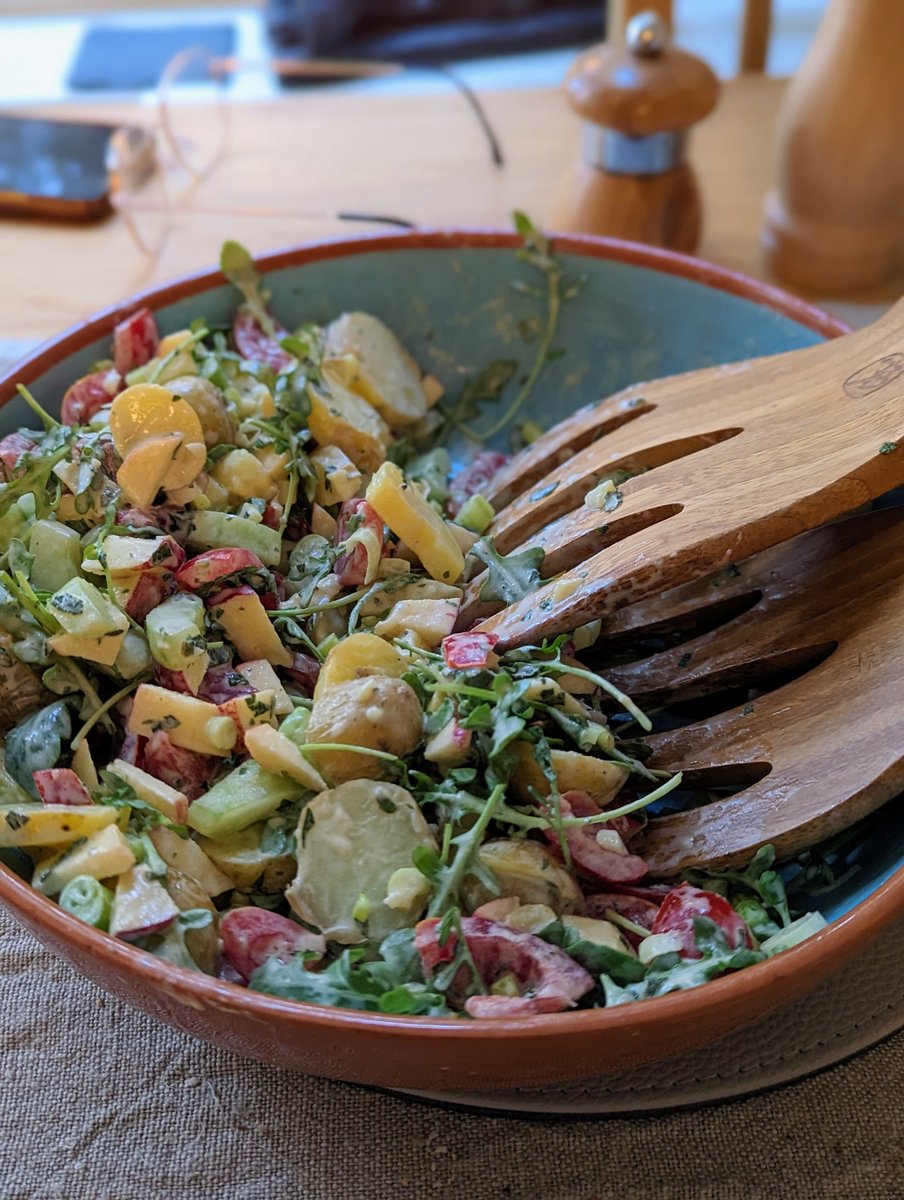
[
  {"x1": 61, "y1": 370, "x2": 121, "y2": 426},
  {"x1": 176, "y1": 547, "x2": 267, "y2": 594},
  {"x1": 113, "y1": 308, "x2": 159, "y2": 376},
  {"x1": 442, "y1": 632, "x2": 499, "y2": 670},
  {"x1": 544, "y1": 791, "x2": 648, "y2": 885},
  {"x1": 415, "y1": 915, "x2": 593, "y2": 1018},
  {"x1": 650, "y1": 883, "x2": 756, "y2": 960},
  {"x1": 220, "y1": 908, "x2": 325, "y2": 983},
  {"x1": 334, "y1": 499, "x2": 384, "y2": 586}
]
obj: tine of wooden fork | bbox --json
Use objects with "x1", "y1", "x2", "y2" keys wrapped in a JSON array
[
  {"x1": 471, "y1": 407, "x2": 904, "y2": 646},
  {"x1": 624, "y1": 507, "x2": 904, "y2": 874}
]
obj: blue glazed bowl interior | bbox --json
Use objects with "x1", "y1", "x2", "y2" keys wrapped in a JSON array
[{"x1": 3, "y1": 244, "x2": 901, "y2": 925}]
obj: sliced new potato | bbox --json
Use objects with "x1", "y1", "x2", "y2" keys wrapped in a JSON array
[
  {"x1": 324, "y1": 312, "x2": 429, "y2": 426},
  {"x1": 308, "y1": 372, "x2": 390, "y2": 473},
  {"x1": 463, "y1": 838, "x2": 582, "y2": 914},
  {"x1": 110, "y1": 383, "x2": 207, "y2": 494},
  {"x1": 304, "y1": 676, "x2": 423, "y2": 785},
  {"x1": 286, "y1": 779, "x2": 436, "y2": 943},
  {"x1": 510, "y1": 744, "x2": 628, "y2": 809}
]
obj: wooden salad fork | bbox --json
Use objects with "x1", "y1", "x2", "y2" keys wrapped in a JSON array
[
  {"x1": 584, "y1": 505, "x2": 904, "y2": 875},
  {"x1": 462, "y1": 299, "x2": 904, "y2": 644}
]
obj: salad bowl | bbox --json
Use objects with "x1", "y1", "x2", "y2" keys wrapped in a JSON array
[{"x1": 0, "y1": 229, "x2": 901, "y2": 1092}]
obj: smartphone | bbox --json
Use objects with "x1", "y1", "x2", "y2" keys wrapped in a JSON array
[{"x1": 0, "y1": 114, "x2": 153, "y2": 221}]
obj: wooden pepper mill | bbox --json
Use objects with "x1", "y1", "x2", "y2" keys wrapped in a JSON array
[
  {"x1": 761, "y1": 0, "x2": 904, "y2": 293},
  {"x1": 552, "y1": 11, "x2": 720, "y2": 251}
]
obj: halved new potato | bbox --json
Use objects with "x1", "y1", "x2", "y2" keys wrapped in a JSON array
[
  {"x1": 510, "y1": 744, "x2": 628, "y2": 809},
  {"x1": 286, "y1": 779, "x2": 436, "y2": 943},
  {"x1": 324, "y1": 312, "x2": 429, "y2": 427}
]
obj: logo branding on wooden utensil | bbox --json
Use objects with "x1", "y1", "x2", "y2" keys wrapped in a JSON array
[{"x1": 843, "y1": 354, "x2": 904, "y2": 399}]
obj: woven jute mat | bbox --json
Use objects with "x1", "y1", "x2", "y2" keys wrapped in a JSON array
[{"x1": 2, "y1": 904, "x2": 902, "y2": 1200}]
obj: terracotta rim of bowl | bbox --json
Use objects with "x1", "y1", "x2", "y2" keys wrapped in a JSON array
[
  {"x1": 1, "y1": 229, "x2": 894, "y2": 1051},
  {"x1": 0, "y1": 229, "x2": 848, "y2": 398}
]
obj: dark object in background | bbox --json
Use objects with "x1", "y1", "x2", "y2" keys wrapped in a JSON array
[
  {"x1": 265, "y1": 1, "x2": 603, "y2": 62},
  {"x1": 0, "y1": 114, "x2": 115, "y2": 220},
  {"x1": 69, "y1": 24, "x2": 235, "y2": 91}
]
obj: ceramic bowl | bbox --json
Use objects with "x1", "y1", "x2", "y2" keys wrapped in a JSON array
[{"x1": 1, "y1": 231, "x2": 901, "y2": 1092}]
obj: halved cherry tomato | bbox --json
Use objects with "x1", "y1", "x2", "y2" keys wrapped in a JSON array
[
  {"x1": 61, "y1": 370, "x2": 121, "y2": 426},
  {"x1": 176, "y1": 547, "x2": 268, "y2": 594},
  {"x1": 650, "y1": 883, "x2": 756, "y2": 960},
  {"x1": 113, "y1": 308, "x2": 159, "y2": 376},
  {"x1": 333, "y1": 499, "x2": 384, "y2": 587}
]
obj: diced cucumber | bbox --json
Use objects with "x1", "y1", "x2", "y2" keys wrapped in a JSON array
[
  {"x1": 28, "y1": 519, "x2": 83, "y2": 591},
  {"x1": 187, "y1": 759, "x2": 304, "y2": 839},
  {"x1": 279, "y1": 706, "x2": 310, "y2": 747},
  {"x1": 760, "y1": 911, "x2": 828, "y2": 956},
  {"x1": 114, "y1": 630, "x2": 153, "y2": 680},
  {"x1": 146, "y1": 593, "x2": 206, "y2": 671},
  {"x1": 48, "y1": 578, "x2": 128, "y2": 639},
  {"x1": 185, "y1": 511, "x2": 282, "y2": 567}
]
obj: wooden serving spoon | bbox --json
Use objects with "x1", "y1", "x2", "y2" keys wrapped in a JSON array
[
  {"x1": 586, "y1": 505, "x2": 904, "y2": 875},
  {"x1": 461, "y1": 299, "x2": 904, "y2": 645}
]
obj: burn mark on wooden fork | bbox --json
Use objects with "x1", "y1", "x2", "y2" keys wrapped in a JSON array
[{"x1": 491, "y1": 426, "x2": 743, "y2": 554}]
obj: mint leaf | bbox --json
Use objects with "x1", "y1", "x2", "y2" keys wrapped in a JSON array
[{"x1": 472, "y1": 536, "x2": 544, "y2": 604}]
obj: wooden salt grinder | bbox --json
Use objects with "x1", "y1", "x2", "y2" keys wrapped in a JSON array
[{"x1": 552, "y1": 11, "x2": 720, "y2": 251}]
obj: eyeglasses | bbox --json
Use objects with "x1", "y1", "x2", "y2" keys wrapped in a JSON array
[{"x1": 111, "y1": 45, "x2": 506, "y2": 258}]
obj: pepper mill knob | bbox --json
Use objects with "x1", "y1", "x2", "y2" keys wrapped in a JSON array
[{"x1": 551, "y1": 11, "x2": 720, "y2": 251}]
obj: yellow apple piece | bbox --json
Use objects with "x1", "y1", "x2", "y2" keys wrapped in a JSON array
[
  {"x1": 210, "y1": 591, "x2": 293, "y2": 668},
  {"x1": 243, "y1": 724, "x2": 327, "y2": 792},
  {"x1": 366, "y1": 461, "x2": 464, "y2": 583}
]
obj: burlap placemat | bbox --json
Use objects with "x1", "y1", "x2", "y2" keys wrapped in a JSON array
[{"x1": 2, "y1": 904, "x2": 902, "y2": 1200}]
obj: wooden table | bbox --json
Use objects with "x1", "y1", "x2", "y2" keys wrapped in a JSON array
[{"x1": 1, "y1": 75, "x2": 898, "y2": 356}]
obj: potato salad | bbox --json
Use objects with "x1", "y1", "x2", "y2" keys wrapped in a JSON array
[{"x1": 0, "y1": 240, "x2": 825, "y2": 1019}]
